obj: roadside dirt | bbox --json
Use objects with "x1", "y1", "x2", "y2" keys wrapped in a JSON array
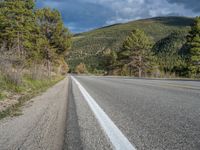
[{"x1": 0, "y1": 78, "x2": 68, "y2": 150}]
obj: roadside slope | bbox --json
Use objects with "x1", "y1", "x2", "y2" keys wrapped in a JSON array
[
  {"x1": 0, "y1": 78, "x2": 68, "y2": 150},
  {"x1": 67, "y1": 16, "x2": 193, "y2": 71}
]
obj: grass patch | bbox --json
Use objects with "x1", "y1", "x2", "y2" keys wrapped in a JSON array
[
  {"x1": 0, "y1": 92, "x2": 6, "y2": 101},
  {"x1": 0, "y1": 75, "x2": 65, "y2": 119}
]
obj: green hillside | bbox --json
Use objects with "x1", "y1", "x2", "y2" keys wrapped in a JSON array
[{"x1": 67, "y1": 16, "x2": 194, "y2": 72}]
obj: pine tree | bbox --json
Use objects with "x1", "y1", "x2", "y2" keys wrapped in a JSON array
[
  {"x1": 0, "y1": 0, "x2": 72, "y2": 78},
  {"x1": 118, "y1": 29, "x2": 153, "y2": 77},
  {"x1": 152, "y1": 31, "x2": 188, "y2": 75},
  {"x1": 187, "y1": 17, "x2": 200, "y2": 77},
  {"x1": 35, "y1": 8, "x2": 71, "y2": 56},
  {"x1": 0, "y1": 0, "x2": 38, "y2": 58},
  {"x1": 35, "y1": 8, "x2": 71, "y2": 75},
  {"x1": 101, "y1": 48, "x2": 117, "y2": 71}
]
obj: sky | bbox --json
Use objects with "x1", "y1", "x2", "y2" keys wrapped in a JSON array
[{"x1": 36, "y1": 0, "x2": 200, "y2": 33}]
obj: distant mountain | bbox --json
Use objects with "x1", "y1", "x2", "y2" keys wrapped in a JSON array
[{"x1": 67, "y1": 16, "x2": 194, "y2": 72}]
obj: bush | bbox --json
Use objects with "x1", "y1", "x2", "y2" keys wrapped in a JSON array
[
  {"x1": 75, "y1": 63, "x2": 88, "y2": 74},
  {"x1": 0, "y1": 63, "x2": 22, "y2": 86}
]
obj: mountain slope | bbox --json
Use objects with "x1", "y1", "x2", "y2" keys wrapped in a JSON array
[{"x1": 67, "y1": 16, "x2": 194, "y2": 72}]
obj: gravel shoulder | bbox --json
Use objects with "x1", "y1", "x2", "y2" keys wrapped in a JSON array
[
  {"x1": 63, "y1": 78, "x2": 112, "y2": 150},
  {"x1": 0, "y1": 77, "x2": 69, "y2": 150}
]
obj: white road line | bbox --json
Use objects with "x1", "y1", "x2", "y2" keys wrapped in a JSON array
[{"x1": 71, "y1": 76, "x2": 136, "y2": 150}]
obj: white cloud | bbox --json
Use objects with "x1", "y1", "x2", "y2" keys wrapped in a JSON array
[
  {"x1": 37, "y1": 0, "x2": 200, "y2": 32},
  {"x1": 80, "y1": 0, "x2": 199, "y2": 24}
]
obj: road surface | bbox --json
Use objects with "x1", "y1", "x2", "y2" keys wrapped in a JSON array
[
  {"x1": 0, "y1": 76, "x2": 200, "y2": 150},
  {"x1": 69, "y1": 76, "x2": 200, "y2": 150}
]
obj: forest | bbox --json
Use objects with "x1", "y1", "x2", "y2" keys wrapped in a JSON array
[
  {"x1": 0, "y1": 0, "x2": 71, "y2": 107},
  {"x1": 69, "y1": 17, "x2": 200, "y2": 78}
]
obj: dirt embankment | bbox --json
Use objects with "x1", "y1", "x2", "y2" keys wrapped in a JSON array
[{"x1": 0, "y1": 78, "x2": 68, "y2": 150}]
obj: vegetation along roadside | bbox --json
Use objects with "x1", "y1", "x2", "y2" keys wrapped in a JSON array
[{"x1": 0, "y1": 0, "x2": 71, "y2": 118}]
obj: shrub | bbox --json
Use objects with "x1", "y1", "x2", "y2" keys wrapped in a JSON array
[
  {"x1": 75, "y1": 63, "x2": 88, "y2": 74},
  {"x1": 0, "y1": 63, "x2": 23, "y2": 86}
]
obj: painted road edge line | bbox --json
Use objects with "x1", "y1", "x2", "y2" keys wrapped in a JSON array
[{"x1": 71, "y1": 76, "x2": 136, "y2": 150}]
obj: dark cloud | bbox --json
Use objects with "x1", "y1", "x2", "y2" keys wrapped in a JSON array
[
  {"x1": 36, "y1": 0, "x2": 200, "y2": 33},
  {"x1": 36, "y1": 0, "x2": 114, "y2": 32},
  {"x1": 60, "y1": 1, "x2": 114, "y2": 32}
]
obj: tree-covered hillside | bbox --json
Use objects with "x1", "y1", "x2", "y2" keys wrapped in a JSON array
[
  {"x1": 67, "y1": 17, "x2": 193, "y2": 72},
  {"x1": 0, "y1": 0, "x2": 71, "y2": 110}
]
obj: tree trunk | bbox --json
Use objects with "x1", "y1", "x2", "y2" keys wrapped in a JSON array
[
  {"x1": 139, "y1": 56, "x2": 142, "y2": 78},
  {"x1": 17, "y1": 32, "x2": 20, "y2": 56},
  {"x1": 129, "y1": 66, "x2": 132, "y2": 76},
  {"x1": 47, "y1": 59, "x2": 51, "y2": 77},
  {"x1": 139, "y1": 67, "x2": 142, "y2": 78},
  {"x1": 46, "y1": 47, "x2": 51, "y2": 77}
]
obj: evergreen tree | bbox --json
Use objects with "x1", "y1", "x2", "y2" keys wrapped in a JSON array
[
  {"x1": 0, "y1": 0, "x2": 38, "y2": 58},
  {"x1": 101, "y1": 48, "x2": 117, "y2": 72},
  {"x1": 35, "y1": 8, "x2": 71, "y2": 56},
  {"x1": 118, "y1": 29, "x2": 153, "y2": 77},
  {"x1": 152, "y1": 31, "x2": 188, "y2": 76},
  {"x1": 35, "y1": 8, "x2": 71, "y2": 75},
  {"x1": 187, "y1": 17, "x2": 200, "y2": 77},
  {"x1": 0, "y1": 0, "x2": 72, "y2": 78}
]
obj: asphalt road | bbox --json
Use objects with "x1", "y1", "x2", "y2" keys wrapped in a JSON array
[
  {"x1": 0, "y1": 76, "x2": 200, "y2": 150},
  {"x1": 71, "y1": 76, "x2": 200, "y2": 150}
]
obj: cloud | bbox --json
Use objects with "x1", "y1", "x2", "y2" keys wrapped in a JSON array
[
  {"x1": 36, "y1": 0, "x2": 200, "y2": 33},
  {"x1": 36, "y1": 0, "x2": 114, "y2": 33},
  {"x1": 81, "y1": 0, "x2": 198, "y2": 24},
  {"x1": 166, "y1": 0, "x2": 200, "y2": 13}
]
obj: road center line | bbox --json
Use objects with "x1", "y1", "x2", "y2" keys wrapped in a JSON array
[{"x1": 71, "y1": 76, "x2": 136, "y2": 150}]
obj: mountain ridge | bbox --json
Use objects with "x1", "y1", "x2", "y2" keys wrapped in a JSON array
[{"x1": 67, "y1": 16, "x2": 194, "y2": 72}]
